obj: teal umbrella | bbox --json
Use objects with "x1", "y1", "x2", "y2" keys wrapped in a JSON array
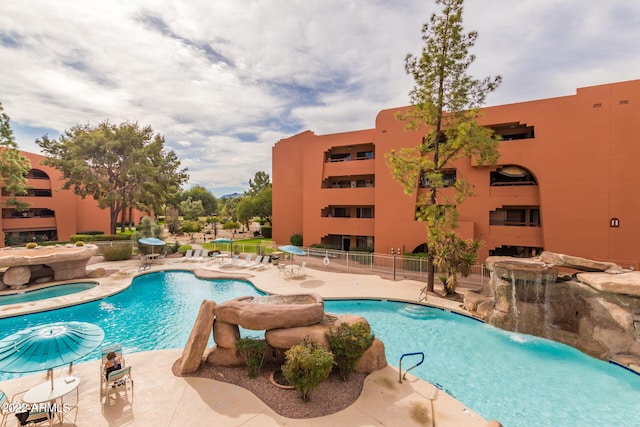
[
  {"x1": 0, "y1": 322, "x2": 104, "y2": 389},
  {"x1": 138, "y1": 237, "x2": 166, "y2": 255},
  {"x1": 211, "y1": 237, "x2": 233, "y2": 252},
  {"x1": 278, "y1": 245, "x2": 307, "y2": 256}
]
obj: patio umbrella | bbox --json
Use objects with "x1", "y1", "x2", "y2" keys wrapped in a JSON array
[
  {"x1": 138, "y1": 237, "x2": 166, "y2": 255},
  {"x1": 211, "y1": 237, "x2": 233, "y2": 252},
  {"x1": 278, "y1": 245, "x2": 307, "y2": 261},
  {"x1": 0, "y1": 321, "x2": 104, "y2": 389}
]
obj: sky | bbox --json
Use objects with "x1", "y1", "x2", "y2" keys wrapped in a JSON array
[{"x1": 1, "y1": 0, "x2": 639, "y2": 197}]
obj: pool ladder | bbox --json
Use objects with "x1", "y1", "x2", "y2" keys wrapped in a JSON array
[{"x1": 398, "y1": 351, "x2": 424, "y2": 383}]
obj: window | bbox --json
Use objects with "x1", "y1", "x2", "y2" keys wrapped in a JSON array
[
  {"x1": 332, "y1": 207, "x2": 348, "y2": 218},
  {"x1": 329, "y1": 153, "x2": 351, "y2": 162},
  {"x1": 356, "y1": 151, "x2": 374, "y2": 160},
  {"x1": 490, "y1": 165, "x2": 537, "y2": 186},
  {"x1": 356, "y1": 207, "x2": 373, "y2": 218},
  {"x1": 491, "y1": 122, "x2": 535, "y2": 140},
  {"x1": 490, "y1": 207, "x2": 540, "y2": 227},
  {"x1": 419, "y1": 169, "x2": 456, "y2": 188},
  {"x1": 356, "y1": 236, "x2": 374, "y2": 249}
]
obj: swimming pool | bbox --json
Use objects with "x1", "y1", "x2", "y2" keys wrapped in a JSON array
[
  {"x1": 0, "y1": 282, "x2": 97, "y2": 306},
  {"x1": 0, "y1": 271, "x2": 638, "y2": 427}
]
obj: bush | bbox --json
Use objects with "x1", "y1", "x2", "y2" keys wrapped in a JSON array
[
  {"x1": 261, "y1": 226, "x2": 272, "y2": 238},
  {"x1": 290, "y1": 233, "x2": 303, "y2": 246},
  {"x1": 77, "y1": 230, "x2": 104, "y2": 235},
  {"x1": 236, "y1": 337, "x2": 268, "y2": 378},
  {"x1": 102, "y1": 246, "x2": 132, "y2": 261},
  {"x1": 75, "y1": 241, "x2": 85, "y2": 246},
  {"x1": 282, "y1": 337, "x2": 335, "y2": 402},
  {"x1": 310, "y1": 243, "x2": 340, "y2": 250},
  {"x1": 26, "y1": 242, "x2": 37, "y2": 249},
  {"x1": 326, "y1": 322, "x2": 374, "y2": 381},
  {"x1": 70, "y1": 234, "x2": 131, "y2": 243}
]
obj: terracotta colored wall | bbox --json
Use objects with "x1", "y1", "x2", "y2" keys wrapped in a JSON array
[
  {"x1": 1, "y1": 151, "x2": 112, "y2": 245},
  {"x1": 272, "y1": 80, "x2": 640, "y2": 268}
]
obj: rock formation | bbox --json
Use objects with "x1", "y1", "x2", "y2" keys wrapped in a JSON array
[
  {"x1": 180, "y1": 292, "x2": 387, "y2": 375},
  {"x1": 464, "y1": 251, "x2": 640, "y2": 367},
  {"x1": 0, "y1": 244, "x2": 98, "y2": 289}
]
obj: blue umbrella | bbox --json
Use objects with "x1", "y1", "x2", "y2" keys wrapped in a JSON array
[
  {"x1": 0, "y1": 322, "x2": 104, "y2": 389},
  {"x1": 278, "y1": 245, "x2": 307, "y2": 256},
  {"x1": 138, "y1": 237, "x2": 166, "y2": 255}
]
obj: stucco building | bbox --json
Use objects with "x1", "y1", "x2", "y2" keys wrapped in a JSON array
[
  {"x1": 272, "y1": 80, "x2": 640, "y2": 269},
  {"x1": 1, "y1": 151, "x2": 111, "y2": 246}
]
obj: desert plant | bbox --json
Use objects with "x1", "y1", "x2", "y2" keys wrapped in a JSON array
[
  {"x1": 326, "y1": 322, "x2": 375, "y2": 381},
  {"x1": 282, "y1": 337, "x2": 335, "y2": 402},
  {"x1": 102, "y1": 245, "x2": 132, "y2": 261},
  {"x1": 25, "y1": 242, "x2": 37, "y2": 249},
  {"x1": 236, "y1": 337, "x2": 268, "y2": 378}
]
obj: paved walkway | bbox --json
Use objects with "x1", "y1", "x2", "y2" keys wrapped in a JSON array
[{"x1": 0, "y1": 256, "x2": 491, "y2": 426}]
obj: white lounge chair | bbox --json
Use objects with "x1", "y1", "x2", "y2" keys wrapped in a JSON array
[
  {"x1": 252, "y1": 255, "x2": 271, "y2": 270},
  {"x1": 247, "y1": 255, "x2": 263, "y2": 269},
  {"x1": 103, "y1": 366, "x2": 134, "y2": 400},
  {"x1": 192, "y1": 249, "x2": 201, "y2": 258},
  {"x1": 236, "y1": 254, "x2": 254, "y2": 268},
  {"x1": 220, "y1": 255, "x2": 239, "y2": 268},
  {"x1": 200, "y1": 249, "x2": 209, "y2": 260},
  {"x1": 182, "y1": 249, "x2": 193, "y2": 261}
]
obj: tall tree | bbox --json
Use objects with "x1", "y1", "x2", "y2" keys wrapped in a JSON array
[
  {"x1": 246, "y1": 171, "x2": 271, "y2": 197},
  {"x1": 179, "y1": 197, "x2": 204, "y2": 221},
  {"x1": 37, "y1": 121, "x2": 188, "y2": 234},
  {"x1": 385, "y1": 0, "x2": 501, "y2": 292},
  {"x1": 0, "y1": 103, "x2": 31, "y2": 211},
  {"x1": 178, "y1": 185, "x2": 218, "y2": 215}
]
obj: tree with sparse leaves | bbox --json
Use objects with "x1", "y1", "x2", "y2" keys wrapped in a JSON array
[
  {"x1": 385, "y1": 0, "x2": 501, "y2": 293},
  {"x1": 0, "y1": 103, "x2": 31, "y2": 211},
  {"x1": 37, "y1": 121, "x2": 188, "y2": 235}
]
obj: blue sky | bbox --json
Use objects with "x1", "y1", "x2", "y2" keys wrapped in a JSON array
[{"x1": 1, "y1": 0, "x2": 639, "y2": 196}]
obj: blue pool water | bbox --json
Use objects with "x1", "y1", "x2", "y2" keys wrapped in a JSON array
[
  {"x1": 1, "y1": 271, "x2": 638, "y2": 427},
  {"x1": 0, "y1": 282, "x2": 97, "y2": 306}
]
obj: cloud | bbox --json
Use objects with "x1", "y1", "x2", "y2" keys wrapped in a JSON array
[{"x1": 1, "y1": 0, "x2": 638, "y2": 196}]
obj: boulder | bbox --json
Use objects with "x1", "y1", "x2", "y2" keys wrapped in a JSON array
[
  {"x1": 354, "y1": 339, "x2": 387, "y2": 373},
  {"x1": 3, "y1": 266, "x2": 31, "y2": 289},
  {"x1": 539, "y1": 251, "x2": 623, "y2": 273},
  {"x1": 490, "y1": 258, "x2": 557, "y2": 284},
  {"x1": 205, "y1": 345, "x2": 245, "y2": 367},
  {"x1": 87, "y1": 268, "x2": 106, "y2": 278},
  {"x1": 213, "y1": 320, "x2": 241, "y2": 348},
  {"x1": 216, "y1": 293, "x2": 324, "y2": 330},
  {"x1": 576, "y1": 272, "x2": 640, "y2": 297},
  {"x1": 178, "y1": 300, "x2": 217, "y2": 375},
  {"x1": 265, "y1": 313, "x2": 369, "y2": 350}
]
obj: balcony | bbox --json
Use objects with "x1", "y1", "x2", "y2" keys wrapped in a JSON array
[
  {"x1": 323, "y1": 159, "x2": 374, "y2": 179},
  {"x1": 489, "y1": 185, "x2": 539, "y2": 204},
  {"x1": 317, "y1": 217, "x2": 375, "y2": 236},
  {"x1": 488, "y1": 224, "x2": 544, "y2": 247},
  {"x1": 2, "y1": 216, "x2": 57, "y2": 230},
  {"x1": 318, "y1": 187, "x2": 375, "y2": 205}
]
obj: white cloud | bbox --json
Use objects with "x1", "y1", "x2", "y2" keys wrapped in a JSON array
[{"x1": 1, "y1": 0, "x2": 638, "y2": 196}]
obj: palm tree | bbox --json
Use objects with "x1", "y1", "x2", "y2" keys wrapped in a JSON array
[{"x1": 432, "y1": 231, "x2": 481, "y2": 295}]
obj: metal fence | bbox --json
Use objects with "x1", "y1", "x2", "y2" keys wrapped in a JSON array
[{"x1": 213, "y1": 244, "x2": 488, "y2": 290}]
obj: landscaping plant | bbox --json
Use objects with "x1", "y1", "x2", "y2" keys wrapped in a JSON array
[
  {"x1": 235, "y1": 337, "x2": 268, "y2": 378},
  {"x1": 326, "y1": 322, "x2": 374, "y2": 381},
  {"x1": 282, "y1": 337, "x2": 335, "y2": 402}
]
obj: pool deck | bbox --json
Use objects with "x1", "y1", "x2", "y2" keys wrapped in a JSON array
[{"x1": 0, "y1": 256, "x2": 492, "y2": 427}]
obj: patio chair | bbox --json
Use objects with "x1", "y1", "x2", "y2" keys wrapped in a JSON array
[
  {"x1": 102, "y1": 366, "x2": 134, "y2": 400},
  {"x1": 100, "y1": 344, "x2": 126, "y2": 390},
  {"x1": 138, "y1": 254, "x2": 151, "y2": 271},
  {"x1": 1, "y1": 387, "x2": 53, "y2": 427},
  {"x1": 182, "y1": 249, "x2": 193, "y2": 261},
  {"x1": 251, "y1": 255, "x2": 270, "y2": 270},
  {"x1": 192, "y1": 249, "x2": 201, "y2": 258},
  {"x1": 295, "y1": 262, "x2": 307, "y2": 278},
  {"x1": 200, "y1": 249, "x2": 209, "y2": 259}
]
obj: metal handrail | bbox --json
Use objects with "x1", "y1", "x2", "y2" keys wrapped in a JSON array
[{"x1": 398, "y1": 351, "x2": 425, "y2": 383}]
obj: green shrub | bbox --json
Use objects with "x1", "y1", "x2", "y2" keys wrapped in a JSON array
[
  {"x1": 326, "y1": 322, "x2": 374, "y2": 381},
  {"x1": 261, "y1": 225, "x2": 272, "y2": 238},
  {"x1": 102, "y1": 246, "x2": 132, "y2": 261},
  {"x1": 282, "y1": 337, "x2": 335, "y2": 402},
  {"x1": 290, "y1": 233, "x2": 303, "y2": 246},
  {"x1": 25, "y1": 242, "x2": 37, "y2": 249},
  {"x1": 310, "y1": 243, "x2": 340, "y2": 250},
  {"x1": 70, "y1": 234, "x2": 131, "y2": 243},
  {"x1": 236, "y1": 337, "x2": 268, "y2": 378},
  {"x1": 75, "y1": 241, "x2": 85, "y2": 246},
  {"x1": 77, "y1": 230, "x2": 104, "y2": 235}
]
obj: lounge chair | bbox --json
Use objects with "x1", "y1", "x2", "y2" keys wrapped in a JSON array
[
  {"x1": 192, "y1": 249, "x2": 201, "y2": 258},
  {"x1": 246, "y1": 255, "x2": 263, "y2": 269},
  {"x1": 220, "y1": 255, "x2": 239, "y2": 268},
  {"x1": 200, "y1": 249, "x2": 209, "y2": 259},
  {"x1": 251, "y1": 255, "x2": 270, "y2": 270},
  {"x1": 236, "y1": 254, "x2": 255, "y2": 268},
  {"x1": 100, "y1": 344, "x2": 126, "y2": 389},
  {"x1": 182, "y1": 249, "x2": 193, "y2": 261}
]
